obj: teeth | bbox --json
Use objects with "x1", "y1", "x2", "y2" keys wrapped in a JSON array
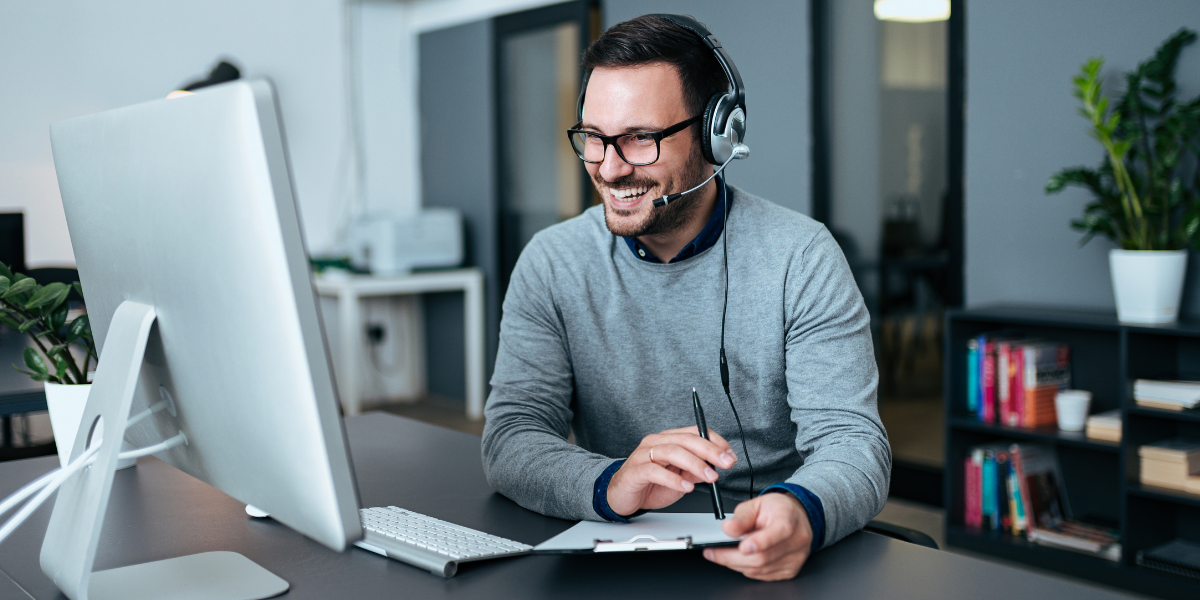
[{"x1": 612, "y1": 186, "x2": 648, "y2": 200}]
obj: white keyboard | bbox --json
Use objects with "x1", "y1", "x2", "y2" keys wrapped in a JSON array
[{"x1": 355, "y1": 506, "x2": 532, "y2": 577}]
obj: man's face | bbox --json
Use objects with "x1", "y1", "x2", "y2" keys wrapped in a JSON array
[{"x1": 580, "y1": 63, "x2": 710, "y2": 238}]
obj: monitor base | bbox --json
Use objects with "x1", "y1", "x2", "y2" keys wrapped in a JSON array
[{"x1": 89, "y1": 551, "x2": 288, "y2": 600}]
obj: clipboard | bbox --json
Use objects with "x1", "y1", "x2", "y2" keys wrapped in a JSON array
[{"x1": 532, "y1": 513, "x2": 741, "y2": 554}]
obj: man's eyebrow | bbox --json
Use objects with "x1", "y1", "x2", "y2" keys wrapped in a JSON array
[{"x1": 578, "y1": 122, "x2": 667, "y2": 134}]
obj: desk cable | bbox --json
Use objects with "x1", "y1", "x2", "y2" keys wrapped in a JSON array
[{"x1": 0, "y1": 399, "x2": 186, "y2": 545}]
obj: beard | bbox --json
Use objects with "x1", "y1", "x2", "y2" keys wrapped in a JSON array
[{"x1": 596, "y1": 148, "x2": 710, "y2": 238}]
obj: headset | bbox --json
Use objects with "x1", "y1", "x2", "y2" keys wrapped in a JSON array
[{"x1": 578, "y1": 15, "x2": 757, "y2": 494}]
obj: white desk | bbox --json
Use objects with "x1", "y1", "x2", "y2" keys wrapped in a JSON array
[{"x1": 314, "y1": 269, "x2": 485, "y2": 419}]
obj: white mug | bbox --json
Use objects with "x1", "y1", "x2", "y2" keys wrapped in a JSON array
[{"x1": 1055, "y1": 390, "x2": 1092, "y2": 432}]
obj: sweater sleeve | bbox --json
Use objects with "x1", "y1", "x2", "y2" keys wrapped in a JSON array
[
  {"x1": 780, "y1": 226, "x2": 891, "y2": 547},
  {"x1": 481, "y1": 237, "x2": 615, "y2": 521}
]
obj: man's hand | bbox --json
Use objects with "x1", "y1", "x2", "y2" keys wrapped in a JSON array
[
  {"x1": 606, "y1": 426, "x2": 737, "y2": 517},
  {"x1": 703, "y1": 493, "x2": 813, "y2": 581}
]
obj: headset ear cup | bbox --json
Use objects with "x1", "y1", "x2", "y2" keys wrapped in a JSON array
[{"x1": 701, "y1": 94, "x2": 723, "y2": 165}]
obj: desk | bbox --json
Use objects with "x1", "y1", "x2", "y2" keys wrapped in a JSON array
[
  {"x1": 0, "y1": 327, "x2": 47, "y2": 449},
  {"x1": 314, "y1": 269, "x2": 485, "y2": 419},
  {"x1": 0, "y1": 413, "x2": 1137, "y2": 599}
]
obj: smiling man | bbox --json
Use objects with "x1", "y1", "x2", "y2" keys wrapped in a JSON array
[{"x1": 481, "y1": 15, "x2": 890, "y2": 581}]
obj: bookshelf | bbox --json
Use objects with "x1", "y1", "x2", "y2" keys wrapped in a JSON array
[{"x1": 945, "y1": 306, "x2": 1200, "y2": 600}]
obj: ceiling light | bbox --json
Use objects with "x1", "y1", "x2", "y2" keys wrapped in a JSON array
[{"x1": 874, "y1": 0, "x2": 950, "y2": 23}]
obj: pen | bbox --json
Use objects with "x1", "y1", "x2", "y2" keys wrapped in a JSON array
[{"x1": 692, "y1": 387, "x2": 725, "y2": 520}]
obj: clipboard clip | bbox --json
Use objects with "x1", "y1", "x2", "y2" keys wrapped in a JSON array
[{"x1": 593, "y1": 535, "x2": 692, "y2": 552}]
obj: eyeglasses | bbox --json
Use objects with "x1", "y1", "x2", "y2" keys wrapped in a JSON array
[{"x1": 566, "y1": 116, "x2": 701, "y2": 166}]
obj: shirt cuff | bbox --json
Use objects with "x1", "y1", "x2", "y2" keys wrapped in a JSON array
[
  {"x1": 593, "y1": 459, "x2": 629, "y2": 523},
  {"x1": 761, "y1": 483, "x2": 826, "y2": 553}
]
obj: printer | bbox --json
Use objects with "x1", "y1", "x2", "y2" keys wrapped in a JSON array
[{"x1": 346, "y1": 208, "x2": 464, "y2": 276}]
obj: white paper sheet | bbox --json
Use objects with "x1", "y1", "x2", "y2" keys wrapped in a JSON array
[{"x1": 533, "y1": 512, "x2": 740, "y2": 552}]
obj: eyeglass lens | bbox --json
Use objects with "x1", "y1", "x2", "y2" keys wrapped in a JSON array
[{"x1": 569, "y1": 132, "x2": 658, "y2": 165}]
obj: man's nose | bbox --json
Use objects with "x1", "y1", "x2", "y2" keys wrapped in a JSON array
[{"x1": 598, "y1": 144, "x2": 633, "y2": 182}]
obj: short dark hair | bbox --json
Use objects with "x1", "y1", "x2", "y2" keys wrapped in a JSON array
[{"x1": 581, "y1": 15, "x2": 729, "y2": 121}]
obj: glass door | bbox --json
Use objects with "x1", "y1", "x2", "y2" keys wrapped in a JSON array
[{"x1": 494, "y1": 1, "x2": 598, "y2": 292}]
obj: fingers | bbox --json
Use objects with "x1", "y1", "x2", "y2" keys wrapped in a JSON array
[
  {"x1": 642, "y1": 433, "x2": 736, "y2": 471},
  {"x1": 656, "y1": 427, "x2": 735, "y2": 454},
  {"x1": 706, "y1": 495, "x2": 813, "y2": 581},
  {"x1": 720, "y1": 497, "x2": 762, "y2": 538},
  {"x1": 704, "y1": 545, "x2": 807, "y2": 581},
  {"x1": 647, "y1": 444, "x2": 720, "y2": 483}
]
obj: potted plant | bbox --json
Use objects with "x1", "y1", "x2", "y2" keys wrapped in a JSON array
[
  {"x1": 0, "y1": 261, "x2": 133, "y2": 468},
  {"x1": 1046, "y1": 28, "x2": 1200, "y2": 324}
]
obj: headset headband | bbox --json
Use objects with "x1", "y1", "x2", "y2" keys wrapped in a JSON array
[{"x1": 645, "y1": 14, "x2": 746, "y2": 114}]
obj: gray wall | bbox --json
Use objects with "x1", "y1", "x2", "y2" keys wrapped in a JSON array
[
  {"x1": 419, "y1": 20, "x2": 500, "y2": 401},
  {"x1": 602, "y1": 0, "x2": 811, "y2": 215},
  {"x1": 966, "y1": 0, "x2": 1200, "y2": 315}
]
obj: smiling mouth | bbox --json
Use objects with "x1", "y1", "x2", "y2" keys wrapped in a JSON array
[{"x1": 608, "y1": 185, "x2": 652, "y2": 207}]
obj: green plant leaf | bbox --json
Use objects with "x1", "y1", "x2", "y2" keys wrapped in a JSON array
[
  {"x1": 46, "y1": 343, "x2": 68, "y2": 357},
  {"x1": 0, "y1": 313, "x2": 19, "y2": 329},
  {"x1": 25, "y1": 282, "x2": 68, "y2": 311},
  {"x1": 0, "y1": 276, "x2": 8, "y2": 295},
  {"x1": 0, "y1": 262, "x2": 11, "y2": 281},
  {"x1": 55, "y1": 356, "x2": 68, "y2": 382},
  {"x1": 23, "y1": 347, "x2": 47, "y2": 375},
  {"x1": 66, "y1": 314, "x2": 89, "y2": 343},
  {"x1": 72, "y1": 282, "x2": 84, "y2": 303},
  {"x1": 17, "y1": 318, "x2": 40, "y2": 333},
  {"x1": 1, "y1": 277, "x2": 36, "y2": 301},
  {"x1": 49, "y1": 303, "x2": 68, "y2": 334}
]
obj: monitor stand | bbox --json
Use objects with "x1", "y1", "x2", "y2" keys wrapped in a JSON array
[{"x1": 39, "y1": 301, "x2": 289, "y2": 600}]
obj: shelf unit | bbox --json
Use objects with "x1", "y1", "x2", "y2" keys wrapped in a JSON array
[{"x1": 945, "y1": 306, "x2": 1200, "y2": 600}]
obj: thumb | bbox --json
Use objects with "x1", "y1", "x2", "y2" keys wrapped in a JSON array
[{"x1": 721, "y1": 496, "x2": 762, "y2": 538}]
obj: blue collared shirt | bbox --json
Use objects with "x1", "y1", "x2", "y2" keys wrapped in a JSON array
[{"x1": 594, "y1": 175, "x2": 828, "y2": 554}]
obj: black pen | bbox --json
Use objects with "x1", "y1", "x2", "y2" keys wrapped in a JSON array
[{"x1": 692, "y1": 387, "x2": 725, "y2": 520}]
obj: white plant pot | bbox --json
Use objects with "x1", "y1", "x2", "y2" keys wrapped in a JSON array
[
  {"x1": 1109, "y1": 249, "x2": 1188, "y2": 324},
  {"x1": 45, "y1": 383, "x2": 136, "y2": 470}
]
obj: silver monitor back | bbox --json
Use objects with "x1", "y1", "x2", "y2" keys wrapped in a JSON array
[{"x1": 49, "y1": 80, "x2": 361, "y2": 553}]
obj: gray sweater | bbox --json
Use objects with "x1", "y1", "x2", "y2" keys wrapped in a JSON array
[{"x1": 481, "y1": 187, "x2": 890, "y2": 547}]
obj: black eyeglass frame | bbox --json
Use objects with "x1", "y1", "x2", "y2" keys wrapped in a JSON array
[{"x1": 566, "y1": 115, "x2": 702, "y2": 166}]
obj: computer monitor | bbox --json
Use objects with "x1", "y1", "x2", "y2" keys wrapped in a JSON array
[{"x1": 44, "y1": 80, "x2": 361, "y2": 599}]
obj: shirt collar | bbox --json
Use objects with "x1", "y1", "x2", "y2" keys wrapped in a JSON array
[{"x1": 623, "y1": 175, "x2": 730, "y2": 264}]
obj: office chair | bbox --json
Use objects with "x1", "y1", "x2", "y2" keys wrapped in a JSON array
[{"x1": 864, "y1": 520, "x2": 939, "y2": 550}]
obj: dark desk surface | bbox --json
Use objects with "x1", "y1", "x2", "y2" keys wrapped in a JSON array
[{"x1": 0, "y1": 413, "x2": 1137, "y2": 599}]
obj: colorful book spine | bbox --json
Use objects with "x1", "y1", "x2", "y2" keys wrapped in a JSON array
[
  {"x1": 1022, "y1": 343, "x2": 1071, "y2": 428},
  {"x1": 967, "y1": 339, "x2": 980, "y2": 415},
  {"x1": 1008, "y1": 459, "x2": 1026, "y2": 535},
  {"x1": 965, "y1": 455, "x2": 981, "y2": 528},
  {"x1": 995, "y1": 449, "x2": 1011, "y2": 532},
  {"x1": 1010, "y1": 343, "x2": 1025, "y2": 427},
  {"x1": 997, "y1": 342, "x2": 1011, "y2": 426},
  {"x1": 981, "y1": 450, "x2": 997, "y2": 529},
  {"x1": 982, "y1": 338, "x2": 997, "y2": 423}
]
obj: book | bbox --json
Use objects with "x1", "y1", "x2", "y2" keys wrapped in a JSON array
[
  {"x1": 967, "y1": 338, "x2": 980, "y2": 414},
  {"x1": 1136, "y1": 398, "x2": 1186, "y2": 411},
  {"x1": 1007, "y1": 458, "x2": 1026, "y2": 535},
  {"x1": 1085, "y1": 409, "x2": 1121, "y2": 442},
  {"x1": 1020, "y1": 342, "x2": 1070, "y2": 427},
  {"x1": 998, "y1": 340, "x2": 1014, "y2": 426},
  {"x1": 981, "y1": 337, "x2": 997, "y2": 423},
  {"x1": 965, "y1": 453, "x2": 982, "y2": 529},
  {"x1": 1030, "y1": 521, "x2": 1120, "y2": 561},
  {"x1": 1138, "y1": 438, "x2": 1200, "y2": 464},
  {"x1": 1137, "y1": 539, "x2": 1200, "y2": 581},
  {"x1": 1009, "y1": 443, "x2": 1066, "y2": 537},
  {"x1": 1134, "y1": 380, "x2": 1200, "y2": 409}
]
